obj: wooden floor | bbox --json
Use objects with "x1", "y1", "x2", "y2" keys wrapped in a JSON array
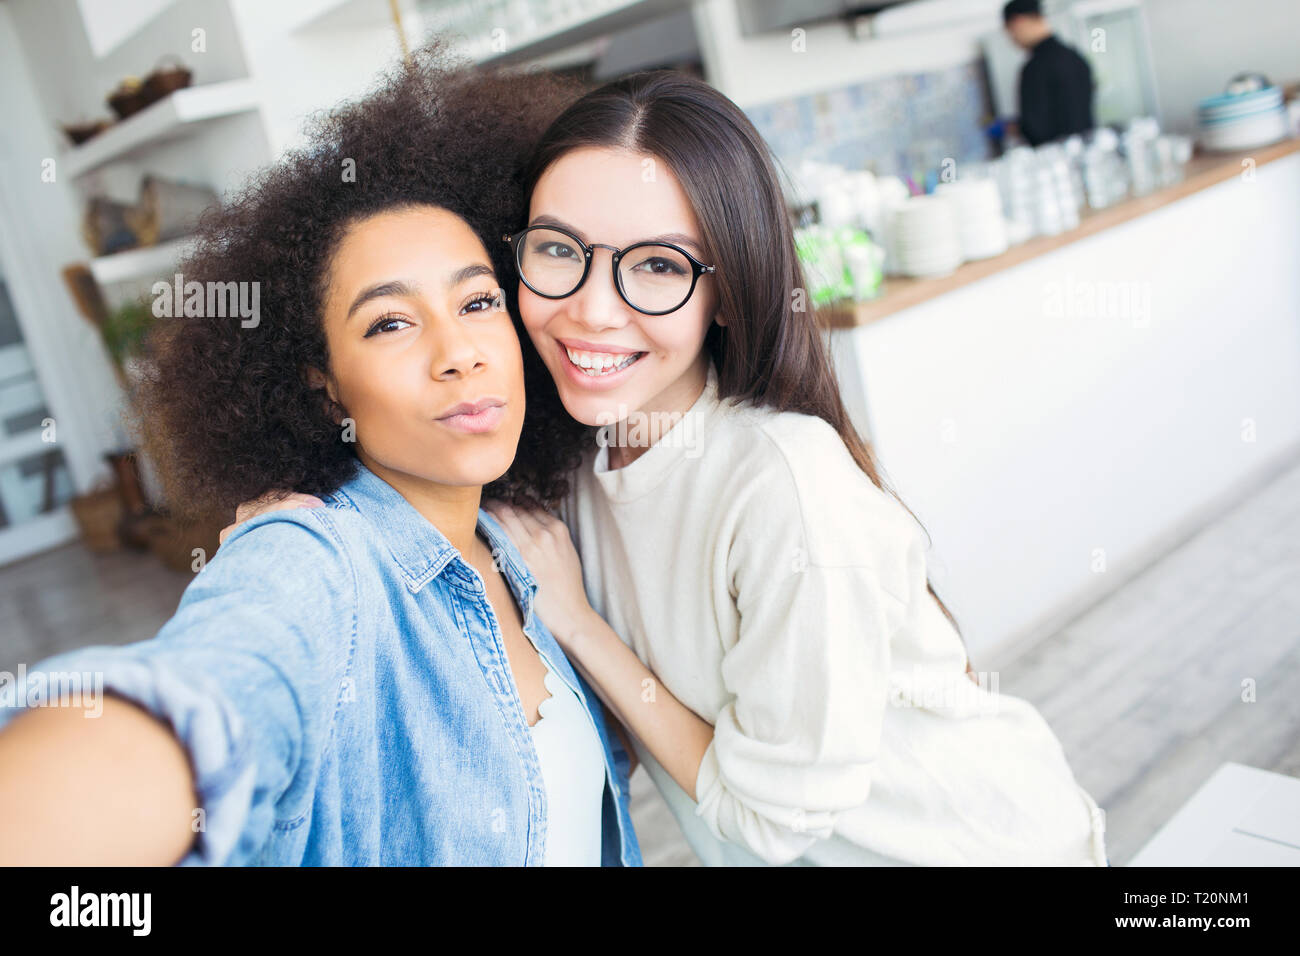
[{"x1": 4, "y1": 451, "x2": 1298, "y2": 866}]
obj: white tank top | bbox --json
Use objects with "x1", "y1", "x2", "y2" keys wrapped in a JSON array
[{"x1": 529, "y1": 657, "x2": 606, "y2": 866}]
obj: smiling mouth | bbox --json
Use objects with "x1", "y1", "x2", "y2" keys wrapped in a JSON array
[{"x1": 562, "y1": 345, "x2": 646, "y2": 377}]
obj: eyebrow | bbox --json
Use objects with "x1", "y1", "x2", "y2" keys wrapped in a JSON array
[
  {"x1": 529, "y1": 214, "x2": 704, "y2": 254},
  {"x1": 345, "y1": 264, "x2": 495, "y2": 321}
]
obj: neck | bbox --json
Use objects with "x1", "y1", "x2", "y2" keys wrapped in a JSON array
[
  {"x1": 607, "y1": 353, "x2": 710, "y2": 470},
  {"x1": 357, "y1": 449, "x2": 484, "y2": 558}
]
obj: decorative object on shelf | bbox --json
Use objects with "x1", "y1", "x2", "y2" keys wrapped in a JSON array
[
  {"x1": 107, "y1": 75, "x2": 150, "y2": 119},
  {"x1": 129, "y1": 175, "x2": 220, "y2": 246},
  {"x1": 60, "y1": 119, "x2": 113, "y2": 145},
  {"x1": 141, "y1": 55, "x2": 193, "y2": 104},
  {"x1": 60, "y1": 264, "x2": 110, "y2": 325},
  {"x1": 80, "y1": 176, "x2": 217, "y2": 259},
  {"x1": 106, "y1": 57, "x2": 196, "y2": 122},
  {"x1": 81, "y1": 196, "x2": 140, "y2": 255}
]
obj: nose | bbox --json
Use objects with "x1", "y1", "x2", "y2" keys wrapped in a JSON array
[
  {"x1": 566, "y1": 247, "x2": 632, "y2": 333},
  {"x1": 428, "y1": 313, "x2": 486, "y2": 381}
]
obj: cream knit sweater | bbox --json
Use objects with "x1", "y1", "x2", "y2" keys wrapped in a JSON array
[{"x1": 562, "y1": 364, "x2": 1107, "y2": 866}]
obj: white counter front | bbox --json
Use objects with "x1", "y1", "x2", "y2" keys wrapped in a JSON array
[{"x1": 830, "y1": 147, "x2": 1300, "y2": 661}]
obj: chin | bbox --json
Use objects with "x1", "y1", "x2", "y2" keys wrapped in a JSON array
[
  {"x1": 448, "y1": 447, "x2": 520, "y2": 488},
  {"x1": 553, "y1": 385, "x2": 629, "y2": 429},
  {"x1": 378, "y1": 439, "x2": 518, "y2": 490}
]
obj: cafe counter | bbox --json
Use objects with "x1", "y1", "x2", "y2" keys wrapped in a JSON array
[{"x1": 821, "y1": 138, "x2": 1300, "y2": 662}]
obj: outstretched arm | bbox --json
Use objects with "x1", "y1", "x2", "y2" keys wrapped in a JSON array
[{"x1": 0, "y1": 694, "x2": 197, "y2": 865}]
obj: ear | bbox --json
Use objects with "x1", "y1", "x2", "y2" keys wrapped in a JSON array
[{"x1": 305, "y1": 366, "x2": 343, "y2": 423}]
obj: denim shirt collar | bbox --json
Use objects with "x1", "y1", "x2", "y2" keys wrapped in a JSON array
[{"x1": 323, "y1": 461, "x2": 537, "y2": 618}]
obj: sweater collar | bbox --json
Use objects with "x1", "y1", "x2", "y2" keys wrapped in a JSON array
[{"x1": 588, "y1": 362, "x2": 729, "y2": 503}]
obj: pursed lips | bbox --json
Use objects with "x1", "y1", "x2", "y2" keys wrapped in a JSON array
[{"x1": 435, "y1": 397, "x2": 506, "y2": 433}]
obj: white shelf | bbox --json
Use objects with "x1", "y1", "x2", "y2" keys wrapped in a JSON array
[
  {"x1": 88, "y1": 236, "x2": 196, "y2": 285},
  {"x1": 63, "y1": 79, "x2": 261, "y2": 179}
]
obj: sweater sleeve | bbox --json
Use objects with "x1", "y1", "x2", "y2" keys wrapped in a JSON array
[{"x1": 691, "y1": 423, "x2": 912, "y2": 865}]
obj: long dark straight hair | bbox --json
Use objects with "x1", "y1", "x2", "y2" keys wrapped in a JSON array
[{"x1": 521, "y1": 70, "x2": 965, "y2": 644}]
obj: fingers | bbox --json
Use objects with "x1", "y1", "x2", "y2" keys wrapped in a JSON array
[
  {"x1": 234, "y1": 491, "x2": 323, "y2": 523},
  {"x1": 221, "y1": 491, "x2": 325, "y2": 550},
  {"x1": 486, "y1": 503, "x2": 535, "y2": 548},
  {"x1": 485, "y1": 502, "x2": 564, "y2": 547}
]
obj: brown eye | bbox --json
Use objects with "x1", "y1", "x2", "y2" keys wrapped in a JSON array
[
  {"x1": 462, "y1": 291, "x2": 502, "y2": 315},
  {"x1": 364, "y1": 314, "x2": 412, "y2": 337}
]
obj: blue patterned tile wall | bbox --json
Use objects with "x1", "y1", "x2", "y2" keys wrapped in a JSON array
[{"x1": 745, "y1": 59, "x2": 993, "y2": 182}]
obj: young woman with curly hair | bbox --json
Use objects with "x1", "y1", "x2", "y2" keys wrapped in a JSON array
[{"x1": 0, "y1": 44, "x2": 639, "y2": 867}]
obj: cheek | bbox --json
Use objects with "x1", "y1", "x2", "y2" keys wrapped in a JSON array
[
  {"x1": 517, "y1": 285, "x2": 554, "y2": 339},
  {"x1": 645, "y1": 302, "x2": 715, "y2": 356},
  {"x1": 331, "y1": 362, "x2": 419, "y2": 448}
]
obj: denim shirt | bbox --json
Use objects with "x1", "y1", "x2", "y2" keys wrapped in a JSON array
[{"x1": 0, "y1": 463, "x2": 641, "y2": 866}]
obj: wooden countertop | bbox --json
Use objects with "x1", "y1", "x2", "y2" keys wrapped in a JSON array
[{"x1": 816, "y1": 136, "x2": 1300, "y2": 329}]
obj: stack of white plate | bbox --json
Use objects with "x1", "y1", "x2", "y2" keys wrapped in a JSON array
[
  {"x1": 1198, "y1": 86, "x2": 1289, "y2": 151},
  {"x1": 891, "y1": 196, "x2": 962, "y2": 278},
  {"x1": 935, "y1": 179, "x2": 1009, "y2": 260}
]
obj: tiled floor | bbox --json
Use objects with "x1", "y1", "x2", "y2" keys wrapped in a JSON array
[{"x1": 3, "y1": 449, "x2": 1298, "y2": 866}]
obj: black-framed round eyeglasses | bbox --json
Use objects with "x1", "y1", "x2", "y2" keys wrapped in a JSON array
[{"x1": 504, "y1": 224, "x2": 715, "y2": 316}]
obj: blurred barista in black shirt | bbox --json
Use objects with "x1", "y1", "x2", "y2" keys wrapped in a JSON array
[{"x1": 1003, "y1": 0, "x2": 1095, "y2": 146}]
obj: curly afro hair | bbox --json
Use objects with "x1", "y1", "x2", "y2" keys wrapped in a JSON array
[{"x1": 135, "y1": 39, "x2": 589, "y2": 519}]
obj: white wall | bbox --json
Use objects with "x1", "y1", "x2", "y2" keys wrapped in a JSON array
[
  {"x1": 1143, "y1": 0, "x2": 1300, "y2": 134},
  {"x1": 228, "y1": 0, "x2": 417, "y2": 156},
  {"x1": 76, "y1": 0, "x2": 178, "y2": 58},
  {"x1": 832, "y1": 153, "x2": 1300, "y2": 659}
]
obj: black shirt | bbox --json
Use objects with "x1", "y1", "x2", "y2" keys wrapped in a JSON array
[{"x1": 1018, "y1": 35, "x2": 1095, "y2": 146}]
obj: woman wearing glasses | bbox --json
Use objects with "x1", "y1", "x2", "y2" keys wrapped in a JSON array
[
  {"x1": 230, "y1": 71, "x2": 1109, "y2": 865},
  {"x1": 488, "y1": 72, "x2": 1109, "y2": 867}
]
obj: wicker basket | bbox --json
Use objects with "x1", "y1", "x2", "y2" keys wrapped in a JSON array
[
  {"x1": 70, "y1": 487, "x2": 124, "y2": 552},
  {"x1": 128, "y1": 175, "x2": 220, "y2": 246},
  {"x1": 62, "y1": 120, "x2": 112, "y2": 145},
  {"x1": 107, "y1": 77, "x2": 148, "y2": 120},
  {"x1": 142, "y1": 56, "x2": 193, "y2": 106}
]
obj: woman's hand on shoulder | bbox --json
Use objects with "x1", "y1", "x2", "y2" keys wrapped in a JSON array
[
  {"x1": 218, "y1": 491, "x2": 325, "y2": 547},
  {"x1": 484, "y1": 503, "x2": 595, "y2": 652}
]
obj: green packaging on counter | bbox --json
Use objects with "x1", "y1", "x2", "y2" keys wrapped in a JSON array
[{"x1": 795, "y1": 225, "x2": 883, "y2": 306}]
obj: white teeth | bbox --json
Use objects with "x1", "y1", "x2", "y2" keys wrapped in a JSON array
[{"x1": 565, "y1": 347, "x2": 641, "y2": 376}]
